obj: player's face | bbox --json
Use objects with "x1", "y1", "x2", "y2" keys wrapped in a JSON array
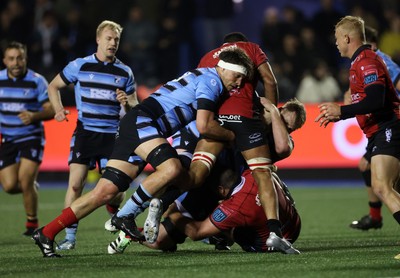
[
  {"x1": 96, "y1": 27, "x2": 120, "y2": 62},
  {"x1": 280, "y1": 108, "x2": 296, "y2": 133},
  {"x1": 220, "y1": 69, "x2": 245, "y2": 91},
  {"x1": 335, "y1": 27, "x2": 349, "y2": 58},
  {"x1": 3, "y1": 48, "x2": 27, "y2": 79}
]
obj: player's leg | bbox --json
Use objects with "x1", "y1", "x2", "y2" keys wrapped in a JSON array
[
  {"x1": 18, "y1": 158, "x2": 40, "y2": 236},
  {"x1": 188, "y1": 139, "x2": 224, "y2": 189},
  {"x1": 57, "y1": 163, "x2": 89, "y2": 250},
  {"x1": 32, "y1": 159, "x2": 139, "y2": 257},
  {"x1": 0, "y1": 164, "x2": 20, "y2": 194},
  {"x1": 112, "y1": 138, "x2": 184, "y2": 242},
  {"x1": 350, "y1": 155, "x2": 383, "y2": 230},
  {"x1": 370, "y1": 154, "x2": 400, "y2": 217}
]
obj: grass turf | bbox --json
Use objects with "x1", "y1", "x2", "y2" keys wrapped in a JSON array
[{"x1": 1, "y1": 184, "x2": 400, "y2": 277}]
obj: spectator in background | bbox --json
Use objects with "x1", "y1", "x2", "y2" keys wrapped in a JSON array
[
  {"x1": 29, "y1": 9, "x2": 64, "y2": 81},
  {"x1": 0, "y1": 0, "x2": 34, "y2": 45},
  {"x1": 260, "y1": 7, "x2": 282, "y2": 56},
  {"x1": 59, "y1": 5, "x2": 90, "y2": 63},
  {"x1": 296, "y1": 59, "x2": 341, "y2": 103},
  {"x1": 274, "y1": 33, "x2": 304, "y2": 90},
  {"x1": 202, "y1": 0, "x2": 234, "y2": 52},
  {"x1": 380, "y1": 15, "x2": 400, "y2": 64},
  {"x1": 311, "y1": 0, "x2": 344, "y2": 68},
  {"x1": 157, "y1": 0, "x2": 196, "y2": 84},
  {"x1": 0, "y1": 41, "x2": 54, "y2": 236},
  {"x1": 120, "y1": 5, "x2": 158, "y2": 86}
]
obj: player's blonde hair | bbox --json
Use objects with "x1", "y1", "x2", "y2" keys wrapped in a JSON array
[
  {"x1": 335, "y1": 16, "x2": 366, "y2": 43},
  {"x1": 96, "y1": 20, "x2": 123, "y2": 38}
]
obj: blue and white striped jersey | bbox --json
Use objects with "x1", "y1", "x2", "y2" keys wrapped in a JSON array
[
  {"x1": 376, "y1": 49, "x2": 400, "y2": 95},
  {"x1": 0, "y1": 69, "x2": 49, "y2": 143},
  {"x1": 143, "y1": 67, "x2": 225, "y2": 137},
  {"x1": 60, "y1": 54, "x2": 135, "y2": 133}
]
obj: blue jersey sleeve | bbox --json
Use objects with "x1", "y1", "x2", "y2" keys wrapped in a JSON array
[
  {"x1": 196, "y1": 74, "x2": 223, "y2": 111},
  {"x1": 35, "y1": 74, "x2": 50, "y2": 104},
  {"x1": 61, "y1": 58, "x2": 83, "y2": 84}
]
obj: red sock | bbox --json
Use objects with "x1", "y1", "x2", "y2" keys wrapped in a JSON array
[
  {"x1": 26, "y1": 218, "x2": 38, "y2": 229},
  {"x1": 42, "y1": 207, "x2": 78, "y2": 240},
  {"x1": 106, "y1": 204, "x2": 119, "y2": 216},
  {"x1": 370, "y1": 207, "x2": 382, "y2": 220}
]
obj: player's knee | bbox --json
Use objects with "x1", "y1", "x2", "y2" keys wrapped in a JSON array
[
  {"x1": 146, "y1": 143, "x2": 179, "y2": 169},
  {"x1": 101, "y1": 166, "x2": 133, "y2": 192}
]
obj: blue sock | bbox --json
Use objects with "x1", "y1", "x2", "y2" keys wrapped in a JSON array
[
  {"x1": 117, "y1": 198, "x2": 141, "y2": 218},
  {"x1": 65, "y1": 223, "x2": 78, "y2": 242},
  {"x1": 117, "y1": 184, "x2": 152, "y2": 218}
]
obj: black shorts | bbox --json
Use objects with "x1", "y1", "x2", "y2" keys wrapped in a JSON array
[
  {"x1": 0, "y1": 138, "x2": 43, "y2": 169},
  {"x1": 364, "y1": 122, "x2": 400, "y2": 162},
  {"x1": 218, "y1": 114, "x2": 268, "y2": 151},
  {"x1": 69, "y1": 121, "x2": 116, "y2": 171},
  {"x1": 111, "y1": 107, "x2": 162, "y2": 162}
]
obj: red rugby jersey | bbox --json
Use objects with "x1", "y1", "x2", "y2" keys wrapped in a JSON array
[
  {"x1": 349, "y1": 45, "x2": 400, "y2": 137},
  {"x1": 198, "y1": 42, "x2": 267, "y2": 118}
]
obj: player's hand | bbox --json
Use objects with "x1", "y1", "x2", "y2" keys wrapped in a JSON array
[
  {"x1": 116, "y1": 89, "x2": 128, "y2": 106},
  {"x1": 315, "y1": 102, "x2": 341, "y2": 127},
  {"x1": 54, "y1": 108, "x2": 70, "y2": 122},
  {"x1": 18, "y1": 111, "x2": 34, "y2": 125}
]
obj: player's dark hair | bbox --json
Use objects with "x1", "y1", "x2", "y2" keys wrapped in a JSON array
[
  {"x1": 3, "y1": 41, "x2": 27, "y2": 56},
  {"x1": 365, "y1": 26, "x2": 378, "y2": 44},
  {"x1": 219, "y1": 48, "x2": 254, "y2": 79},
  {"x1": 223, "y1": 32, "x2": 248, "y2": 43}
]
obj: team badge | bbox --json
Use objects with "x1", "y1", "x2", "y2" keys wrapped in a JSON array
[
  {"x1": 212, "y1": 208, "x2": 227, "y2": 222},
  {"x1": 362, "y1": 67, "x2": 378, "y2": 85}
]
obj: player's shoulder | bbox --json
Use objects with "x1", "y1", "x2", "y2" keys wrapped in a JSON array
[{"x1": 113, "y1": 57, "x2": 134, "y2": 74}]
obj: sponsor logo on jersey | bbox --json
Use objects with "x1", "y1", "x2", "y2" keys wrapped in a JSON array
[
  {"x1": 212, "y1": 208, "x2": 227, "y2": 222},
  {"x1": 212, "y1": 44, "x2": 238, "y2": 59},
  {"x1": 362, "y1": 66, "x2": 378, "y2": 85},
  {"x1": 2, "y1": 103, "x2": 25, "y2": 111},
  {"x1": 218, "y1": 114, "x2": 242, "y2": 123},
  {"x1": 89, "y1": 73, "x2": 95, "y2": 80}
]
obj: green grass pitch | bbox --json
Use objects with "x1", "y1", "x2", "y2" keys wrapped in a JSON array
[{"x1": 1, "y1": 184, "x2": 400, "y2": 277}]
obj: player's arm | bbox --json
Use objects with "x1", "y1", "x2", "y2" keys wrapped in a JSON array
[
  {"x1": 48, "y1": 74, "x2": 69, "y2": 122},
  {"x1": 196, "y1": 108, "x2": 235, "y2": 142},
  {"x1": 18, "y1": 101, "x2": 55, "y2": 125},
  {"x1": 340, "y1": 84, "x2": 385, "y2": 119},
  {"x1": 260, "y1": 97, "x2": 293, "y2": 159},
  {"x1": 258, "y1": 62, "x2": 278, "y2": 105}
]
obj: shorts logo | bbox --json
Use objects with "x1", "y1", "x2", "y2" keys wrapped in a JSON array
[
  {"x1": 249, "y1": 133, "x2": 261, "y2": 140},
  {"x1": 385, "y1": 128, "x2": 392, "y2": 142},
  {"x1": 31, "y1": 148, "x2": 37, "y2": 158},
  {"x1": 212, "y1": 208, "x2": 227, "y2": 222}
]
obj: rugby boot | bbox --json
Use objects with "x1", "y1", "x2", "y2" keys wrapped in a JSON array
[
  {"x1": 266, "y1": 232, "x2": 300, "y2": 254},
  {"x1": 32, "y1": 228, "x2": 61, "y2": 258},
  {"x1": 349, "y1": 215, "x2": 383, "y2": 230},
  {"x1": 144, "y1": 198, "x2": 163, "y2": 244},
  {"x1": 111, "y1": 214, "x2": 144, "y2": 241}
]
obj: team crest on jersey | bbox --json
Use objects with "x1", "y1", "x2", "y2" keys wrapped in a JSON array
[
  {"x1": 212, "y1": 208, "x2": 227, "y2": 222},
  {"x1": 210, "y1": 79, "x2": 217, "y2": 87},
  {"x1": 362, "y1": 66, "x2": 378, "y2": 85}
]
